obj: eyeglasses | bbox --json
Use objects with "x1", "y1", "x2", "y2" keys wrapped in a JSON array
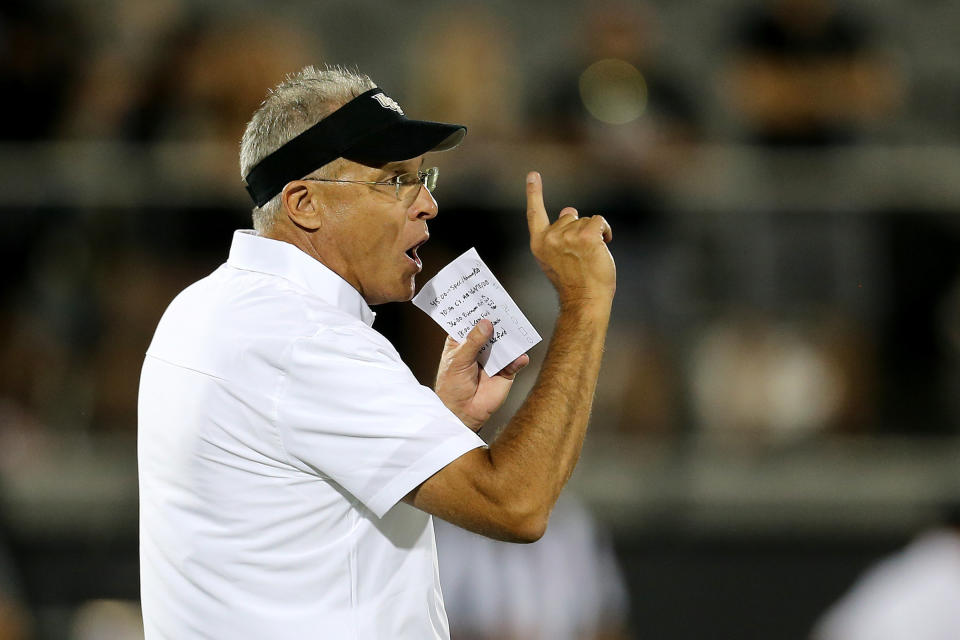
[{"x1": 302, "y1": 167, "x2": 439, "y2": 200}]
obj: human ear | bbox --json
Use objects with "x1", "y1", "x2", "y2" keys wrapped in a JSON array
[{"x1": 281, "y1": 182, "x2": 322, "y2": 231}]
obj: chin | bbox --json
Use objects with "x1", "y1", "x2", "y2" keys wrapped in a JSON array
[
  {"x1": 399, "y1": 279, "x2": 417, "y2": 302},
  {"x1": 370, "y1": 279, "x2": 417, "y2": 305}
]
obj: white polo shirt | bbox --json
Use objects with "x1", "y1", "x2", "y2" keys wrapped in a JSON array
[{"x1": 138, "y1": 230, "x2": 485, "y2": 640}]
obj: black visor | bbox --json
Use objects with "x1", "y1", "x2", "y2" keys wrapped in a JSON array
[{"x1": 243, "y1": 88, "x2": 466, "y2": 207}]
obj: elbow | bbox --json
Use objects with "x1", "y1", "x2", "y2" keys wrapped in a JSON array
[
  {"x1": 511, "y1": 517, "x2": 547, "y2": 544},
  {"x1": 500, "y1": 504, "x2": 549, "y2": 544},
  {"x1": 474, "y1": 451, "x2": 549, "y2": 542}
]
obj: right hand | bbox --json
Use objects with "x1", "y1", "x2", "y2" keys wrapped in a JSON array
[{"x1": 525, "y1": 171, "x2": 616, "y2": 306}]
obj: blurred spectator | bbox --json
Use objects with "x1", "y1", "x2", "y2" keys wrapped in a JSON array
[
  {"x1": 534, "y1": 0, "x2": 700, "y2": 200},
  {"x1": 403, "y1": 4, "x2": 522, "y2": 226},
  {"x1": 89, "y1": 248, "x2": 198, "y2": 433},
  {"x1": 60, "y1": 0, "x2": 190, "y2": 140},
  {"x1": 70, "y1": 599, "x2": 143, "y2": 640},
  {"x1": 0, "y1": 0, "x2": 83, "y2": 140},
  {"x1": 0, "y1": 307, "x2": 74, "y2": 433},
  {"x1": 436, "y1": 494, "x2": 629, "y2": 640},
  {"x1": 406, "y1": 6, "x2": 523, "y2": 142},
  {"x1": 881, "y1": 212, "x2": 960, "y2": 433},
  {"x1": 159, "y1": 19, "x2": 317, "y2": 142},
  {"x1": 812, "y1": 509, "x2": 960, "y2": 639},
  {"x1": 700, "y1": 0, "x2": 899, "y2": 437},
  {"x1": 594, "y1": 326, "x2": 680, "y2": 435},
  {"x1": 689, "y1": 311, "x2": 872, "y2": 441},
  {"x1": 0, "y1": 215, "x2": 224, "y2": 436},
  {"x1": 521, "y1": 1, "x2": 703, "y2": 436},
  {"x1": 0, "y1": 507, "x2": 31, "y2": 640},
  {"x1": 0, "y1": 221, "x2": 96, "y2": 434},
  {"x1": 940, "y1": 261, "x2": 960, "y2": 430},
  {"x1": 719, "y1": 0, "x2": 902, "y2": 147},
  {"x1": 63, "y1": 6, "x2": 318, "y2": 182}
]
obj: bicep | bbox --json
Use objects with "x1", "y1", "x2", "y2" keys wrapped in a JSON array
[{"x1": 403, "y1": 447, "x2": 543, "y2": 543}]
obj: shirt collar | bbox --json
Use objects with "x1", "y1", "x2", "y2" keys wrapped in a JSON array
[{"x1": 227, "y1": 230, "x2": 376, "y2": 327}]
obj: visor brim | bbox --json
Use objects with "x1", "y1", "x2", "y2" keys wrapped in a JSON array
[{"x1": 343, "y1": 120, "x2": 466, "y2": 166}]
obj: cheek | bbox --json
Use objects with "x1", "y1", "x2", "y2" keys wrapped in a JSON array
[
  {"x1": 332, "y1": 210, "x2": 395, "y2": 254},
  {"x1": 370, "y1": 219, "x2": 405, "y2": 253}
]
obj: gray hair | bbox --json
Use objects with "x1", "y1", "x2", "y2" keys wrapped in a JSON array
[{"x1": 240, "y1": 64, "x2": 377, "y2": 233}]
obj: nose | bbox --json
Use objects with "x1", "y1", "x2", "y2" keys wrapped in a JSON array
[{"x1": 408, "y1": 184, "x2": 438, "y2": 220}]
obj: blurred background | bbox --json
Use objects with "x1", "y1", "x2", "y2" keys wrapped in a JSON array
[{"x1": 2, "y1": 0, "x2": 960, "y2": 637}]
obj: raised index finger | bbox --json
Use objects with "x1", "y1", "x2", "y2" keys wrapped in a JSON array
[{"x1": 525, "y1": 171, "x2": 549, "y2": 236}]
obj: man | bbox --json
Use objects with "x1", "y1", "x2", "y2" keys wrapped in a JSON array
[
  {"x1": 812, "y1": 509, "x2": 960, "y2": 640},
  {"x1": 138, "y1": 65, "x2": 615, "y2": 639}
]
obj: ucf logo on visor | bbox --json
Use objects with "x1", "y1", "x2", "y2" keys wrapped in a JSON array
[{"x1": 372, "y1": 92, "x2": 404, "y2": 115}]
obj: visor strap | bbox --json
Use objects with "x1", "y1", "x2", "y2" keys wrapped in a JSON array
[{"x1": 243, "y1": 88, "x2": 406, "y2": 207}]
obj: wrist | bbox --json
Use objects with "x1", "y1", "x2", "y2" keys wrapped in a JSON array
[
  {"x1": 557, "y1": 291, "x2": 614, "y2": 315},
  {"x1": 446, "y1": 402, "x2": 485, "y2": 432}
]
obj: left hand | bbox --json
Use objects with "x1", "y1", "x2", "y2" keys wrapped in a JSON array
[{"x1": 434, "y1": 319, "x2": 530, "y2": 431}]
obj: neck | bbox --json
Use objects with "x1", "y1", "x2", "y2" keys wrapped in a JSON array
[
  {"x1": 263, "y1": 222, "x2": 324, "y2": 264},
  {"x1": 262, "y1": 221, "x2": 363, "y2": 298}
]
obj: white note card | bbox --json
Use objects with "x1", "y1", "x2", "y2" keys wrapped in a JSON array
[{"x1": 412, "y1": 248, "x2": 542, "y2": 376}]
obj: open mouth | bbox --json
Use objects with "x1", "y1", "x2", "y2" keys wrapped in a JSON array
[{"x1": 404, "y1": 237, "x2": 428, "y2": 270}]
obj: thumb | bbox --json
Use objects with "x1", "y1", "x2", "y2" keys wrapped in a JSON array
[{"x1": 449, "y1": 319, "x2": 493, "y2": 367}]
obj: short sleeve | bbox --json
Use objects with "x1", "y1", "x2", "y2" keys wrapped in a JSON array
[{"x1": 276, "y1": 323, "x2": 485, "y2": 518}]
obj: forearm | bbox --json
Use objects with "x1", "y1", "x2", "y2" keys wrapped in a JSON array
[
  {"x1": 404, "y1": 172, "x2": 615, "y2": 543},
  {"x1": 486, "y1": 297, "x2": 612, "y2": 520}
]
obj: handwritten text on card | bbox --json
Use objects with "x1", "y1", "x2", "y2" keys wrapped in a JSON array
[{"x1": 412, "y1": 248, "x2": 542, "y2": 376}]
